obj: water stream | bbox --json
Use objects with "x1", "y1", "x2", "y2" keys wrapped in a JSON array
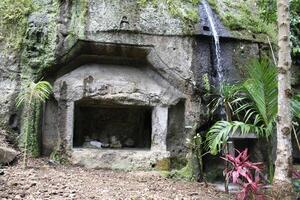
[{"x1": 202, "y1": 0, "x2": 224, "y2": 84}]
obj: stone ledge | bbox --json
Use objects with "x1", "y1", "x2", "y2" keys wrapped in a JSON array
[{"x1": 71, "y1": 148, "x2": 170, "y2": 171}]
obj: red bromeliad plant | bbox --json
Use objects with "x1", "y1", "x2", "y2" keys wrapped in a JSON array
[{"x1": 222, "y1": 148, "x2": 265, "y2": 200}]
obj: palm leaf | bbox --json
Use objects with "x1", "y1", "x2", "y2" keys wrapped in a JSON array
[
  {"x1": 208, "y1": 83, "x2": 242, "y2": 117},
  {"x1": 241, "y1": 59, "x2": 277, "y2": 126},
  {"x1": 16, "y1": 80, "x2": 52, "y2": 168},
  {"x1": 205, "y1": 120, "x2": 264, "y2": 155},
  {"x1": 206, "y1": 59, "x2": 277, "y2": 155},
  {"x1": 292, "y1": 94, "x2": 300, "y2": 119},
  {"x1": 16, "y1": 81, "x2": 52, "y2": 107}
]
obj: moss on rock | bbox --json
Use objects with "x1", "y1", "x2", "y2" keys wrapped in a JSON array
[
  {"x1": 155, "y1": 158, "x2": 171, "y2": 171},
  {"x1": 18, "y1": 1, "x2": 59, "y2": 156},
  {"x1": 207, "y1": 0, "x2": 277, "y2": 43},
  {"x1": 170, "y1": 156, "x2": 188, "y2": 169},
  {"x1": 0, "y1": 0, "x2": 35, "y2": 50},
  {"x1": 166, "y1": 156, "x2": 196, "y2": 181},
  {"x1": 137, "y1": 0, "x2": 200, "y2": 33},
  {"x1": 202, "y1": 73, "x2": 211, "y2": 92}
]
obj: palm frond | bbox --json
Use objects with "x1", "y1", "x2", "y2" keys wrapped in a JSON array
[
  {"x1": 206, "y1": 59, "x2": 278, "y2": 155},
  {"x1": 241, "y1": 59, "x2": 277, "y2": 126},
  {"x1": 205, "y1": 121, "x2": 264, "y2": 155},
  {"x1": 16, "y1": 81, "x2": 53, "y2": 108},
  {"x1": 208, "y1": 83, "x2": 242, "y2": 117},
  {"x1": 292, "y1": 94, "x2": 300, "y2": 119}
]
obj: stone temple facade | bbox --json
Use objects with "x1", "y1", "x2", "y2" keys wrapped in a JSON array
[{"x1": 0, "y1": 0, "x2": 271, "y2": 170}]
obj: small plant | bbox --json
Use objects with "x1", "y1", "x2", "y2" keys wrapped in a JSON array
[
  {"x1": 222, "y1": 148, "x2": 265, "y2": 200},
  {"x1": 50, "y1": 150, "x2": 68, "y2": 165},
  {"x1": 206, "y1": 59, "x2": 279, "y2": 181},
  {"x1": 16, "y1": 80, "x2": 52, "y2": 168}
]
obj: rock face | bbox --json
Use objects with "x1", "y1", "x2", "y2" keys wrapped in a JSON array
[
  {"x1": 71, "y1": 148, "x2": 170, "y2": 170},
  {"x1": 0, "y1": 147, "x2": 18, "y2": 165},
  {"x1": 0, "y1": 0, "x2": 270, "y2": 170}
]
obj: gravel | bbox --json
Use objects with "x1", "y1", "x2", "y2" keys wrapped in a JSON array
[{"x1": 0, "y1": 158, "x2": 230, "y2": 200}]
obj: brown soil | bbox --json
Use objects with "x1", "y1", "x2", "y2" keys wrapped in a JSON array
[{"x1": 0, "y1": 158, "x2": 231, "y2": 200}]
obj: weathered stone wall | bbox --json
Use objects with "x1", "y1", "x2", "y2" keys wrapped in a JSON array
[
  {"x1": 0, "y1": 0, "x2": 266, "y2": 169},
  {"x1": 0, "y1": 48, "x2": 19, "y2": 124}
]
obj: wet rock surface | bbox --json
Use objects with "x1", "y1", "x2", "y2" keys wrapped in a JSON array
[{"x1": 0, "y1": 158, "x2": 229, "y2": 199}]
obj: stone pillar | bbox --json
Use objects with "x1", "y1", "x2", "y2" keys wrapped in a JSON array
[
  {"x1": 151, "y1": 106, "x2": 168, "y2": 152},
  {"x1": 58, "y1": 101, "x2": 74, "y2": 152},
  {"x1": 65, "y1": 102, "x2": 74, "y2": 150}
]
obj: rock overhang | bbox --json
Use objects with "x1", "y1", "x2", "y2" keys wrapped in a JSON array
[{"x1": 53, "y1": 63, "x2": 185, "y2": 106}]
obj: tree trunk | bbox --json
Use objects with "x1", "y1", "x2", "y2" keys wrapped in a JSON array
[{"x1": 273, "y1": 0, "x2": 294, "y2": 197}]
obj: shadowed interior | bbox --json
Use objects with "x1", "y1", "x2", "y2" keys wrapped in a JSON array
[{"x1": 73, "y1": 101, "x2": 152, "y2": 149}]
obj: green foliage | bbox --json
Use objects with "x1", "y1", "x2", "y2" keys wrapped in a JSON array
[
  {"x1": 16, "y1": 81, "x2": 53, "y2": 108},
  {"x1": 206, "y1": 121, "x2": 264, "y2": 155},
  {"x1": 206, "y1": 59, "x2": 277, "y2": 155},
  {"x1": 205, "y1": 0, "x2": 277, "y2": 41},
  {"x1": 167, "y1": 124, "x2": 204, "y2": 181},
  {"x1": 290, "y1": 0, "x2": 300, "y2": 56},
  {"x1": 206, "y1": 0, "x2": 217, "y2": 11},
  {"x1": 205, "y1": 59, "x2": 281, "y2": 181},
  {"x1": 208, "y1": 83, "x2": 241, "y2": 121},
  {"x1": 0, "y1": 0, "x2": 35, "y2": 50},
  {"x1": 169, "y1": 156, "x2": 187, "y2": 169},
  {"x1": 257, "y1": 0, "x2": 300, "y2": 57},
  {"x1": 202, "y1": 73, "x2": 211, "y2": 92},
  {"x1": 293, "y1": 179, "x2": 300, "y2": 195},
  {"x1": 16, "y1": 81, "x2": 52, "y2": 166},
  {"x1": 50, "y1": 150, "x2": 68, "y2": 164},
  {"x1": 20, "y1": 0, "x2": 59, "y2": 75},
  {"x1": 241, "y1": 59, "x2": 277, "y2": 132},
  {"x1": 220, "y1": 0, "x2": 277, "y2": 42},
  {"x1": 257, "y1": 0, "x2": 277, "y2": 23},
  {"x1": 292, "y1": 94, "x2": 300, "y2": 119},
  {"x1": 205, "y1": 59, "x2": 300, "y2": 180},
  {"x1": 68, "y1": 0, "x2": 88, "y2": 40},
  {"x1": 137, "y1": 0, "x2": 200, "y2": 28},
  {"x1": 167, "y1": 162, "x2": 195, "y2": 180}
]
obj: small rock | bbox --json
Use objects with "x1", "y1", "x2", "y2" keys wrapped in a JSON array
[
  {"x1": 189, "y1": 192, "x2": 199, "y2": 196},
  {"x1": 0, "y1": 147, "x2": 18, "y2": 165},
  {"x1": 30, "y1": 182, "x2": 37, "y2": 187},
  {"x1": 11, "y1": 182, "x2": 18, "y2": 187}
]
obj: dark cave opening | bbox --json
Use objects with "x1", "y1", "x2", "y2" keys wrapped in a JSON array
[{"x1": 73, "y1": 101, "x2": 152, "y2": 149}]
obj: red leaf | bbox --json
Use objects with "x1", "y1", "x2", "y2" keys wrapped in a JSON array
[{"x1": 222, "y1": 148, "x2": 265, "y2": 200}]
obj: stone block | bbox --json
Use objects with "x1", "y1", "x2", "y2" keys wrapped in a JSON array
[{"x1": 0, "y1": 147, "x2": 18, "y2": 164}]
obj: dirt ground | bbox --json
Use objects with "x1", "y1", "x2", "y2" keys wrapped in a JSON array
[{"x1": 0, "y1": 158, "x2": 231, "y2": 200}]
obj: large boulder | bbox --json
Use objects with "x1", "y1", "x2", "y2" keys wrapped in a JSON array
[{"x1": 0, "y1": 147, "x2": 18, "y2": 164}]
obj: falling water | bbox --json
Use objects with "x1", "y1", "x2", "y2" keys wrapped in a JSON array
[
  {"x1": 202, "y1": 0, "x2": 223, "y2": 84},
  {"x1": 202, "y1": 0, "x2": 227, "y2": 122}
]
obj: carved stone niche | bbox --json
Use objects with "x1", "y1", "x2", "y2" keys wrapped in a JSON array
[{"x1": 42, "y1": 41, "x2": 186, "y2": 170}]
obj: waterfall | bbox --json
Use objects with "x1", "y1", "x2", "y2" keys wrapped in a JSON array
[{"x1": 202, "y1": 0, "x2": 223, "y2": 84}]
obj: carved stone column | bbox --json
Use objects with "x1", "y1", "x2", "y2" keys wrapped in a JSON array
[{"x1": 151, "y1": 106, "x2": 168, "y2": 152}]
